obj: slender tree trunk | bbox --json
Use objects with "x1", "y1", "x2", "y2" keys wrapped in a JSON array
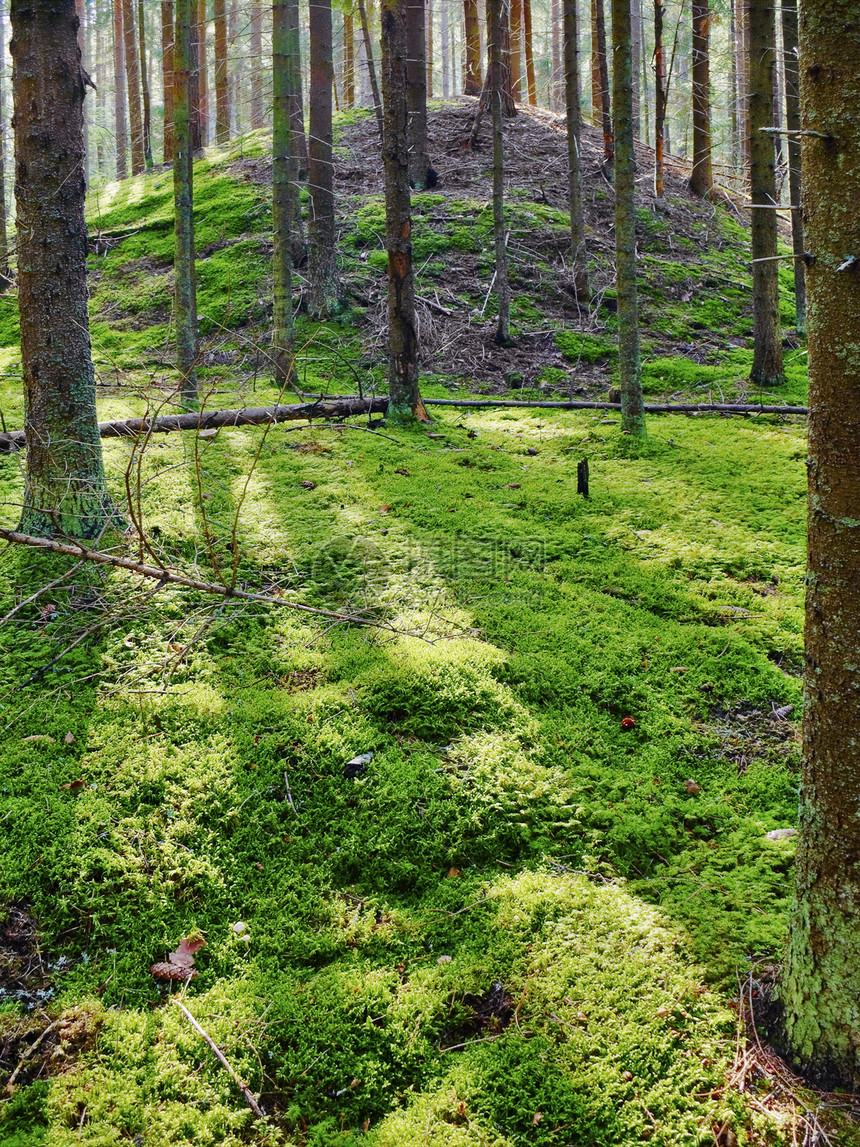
[
  {"x1": 728, "y1": 0, "x2": 739, "y2": 166},
  {"x1": 441, "y1": 0, "x2": 450, "y2": 97},
  {"x1": 249, "y1": 5, "x2": 264, "y2": 129},
  {"x1": 357, "y1": 0, "x2": 384, "y2": 138},
  {"x1": 773, "y1": 13, "x2": 786, "y2": 184},
  {"x1": 75, "y1": 0, "x2": 88, "y2": 176},
  {"x1": 738, "y1": 0, "x2": 750, "y2": 171},
  {"x1": 229, "y1": 0, "x2": 241, "y2": 134},
  {"x1": 162, "y1": 0, "x2": 175, "y2": 161},
  {"x1": 781, "y1": 0, "x2": 860, "y2": 1089},
  {"x1": 748, "y1": 0, "x2": 784, "y2": 385},
  {"x1": 196, "y1": 0, "x2": 209, "y2": 145},
  {"x1": 213, "y1": 0, "x2": 230, "y2": 142},
  {"x1": 287, "y1": 0, "x2": 308, "y2": 259},
  {"x1": 174, "y1": 0, "x2": 198, "y2": 404},
  {"x1": 426, "y1": 0, "x2": 433, "y2": 97},
  {"x1": 11, "y1": 0, "x2": 119, "y2": 538},
  {"x1": 689, "y1": 0, "x2": 712, "y2": 195},
  {"x1": 551, "y1": 0, "x2": 561, "y2": 110},
  {"x1": 612, "y1": 0, "x2": 645, "y2": 436},
  {"x1": 509, "y1": 0, "x2": 522, "y2": 101},
  {"x1": 630, "y1": 0, "x2": 640, "y2": 134},
  {"x1": 590, "y1": 0, "x2": 600, "y2": 117},
  {"x1": 343, "y1": 6, "x2": 355, "y2": 105},
  {"x1": 463, "y1": 0, "x2": 482, "y2": 93},
  {"x1": 122, "y1": 0, "x2": 143, "y2": 172},
  {"x1": 272, "y1": 0, "x2": 294, "y2": 384},
  {"x1": 381, "y1": 0, "x2": 428, "y2": 421},
  {"x1": 0, "y1": 6, "x2": 10, "y2": 290},
  {"x1": 308, "y1": 0, "x2": 339, "y2": 316},
  {"x1": 523, "y1": 0, "x2": 536, "y2": 104},
  {"x1": 112, "y1": 0, "x2": 128, "y2": 176},
  {"x1": 564, "y1": 0, "x2": 588, "y2": 300},
  {"x1": 137, "y1": 0, "x2": 153, "y2": 167},
  {"x1": 654, "y1": 0, "x2": 665, "y2": 195},
  {"x1": 781, "y1": 0, "x2": 804, "y2": 332},
  {"x1": 406, "y1": 0, "x2": 431, "y2": 185},
  {"x1": 96, "y1": 0, "x2": 107, "y2": 172},
  {"x1": 592, "y1": 0, "x2": 612, "y2": 163},
  {"x1": 487, "y1": 0, "x2": 510, "y2": 344}
]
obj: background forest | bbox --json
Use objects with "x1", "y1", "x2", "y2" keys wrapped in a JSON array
[{"x1": 0, "y1": 0, "x2": 857, "y2": 1145}]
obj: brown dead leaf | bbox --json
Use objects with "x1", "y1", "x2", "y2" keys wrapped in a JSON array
[
  {"x1": 447, "y1": 867, "x2": 461, "y2": 879},
  {"x1": 683, "y1": 779, "x2": 702, "y2": 794},
  {"x1": 532, "y1": 1112, "x2": 543, "y2": 1125}
]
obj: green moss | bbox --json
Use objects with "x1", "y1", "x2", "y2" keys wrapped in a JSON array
[{"x1": 555, "y1": 331, "x2": 616, "y2": 363}]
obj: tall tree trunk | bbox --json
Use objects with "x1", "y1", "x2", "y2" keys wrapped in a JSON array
[
  {"x1": 112, "y1": 0, "x2": 128, "y2": 176},
  {"x1": 406, "y1": 0, "x2": 431, "y2": 185},
  {"x1": 381, "y1": 0, "x2": 428, "y2": 421},
  {"x1": 748, "y1": 0, "x2": 784, "y2": 385},
  {"x1": 196, "y1": 0, "x2": 209, "y2": 145},
  {"x1": 728, "y1": 0, "x2": 739, "y2": 166},
  {"x1": 162, "y1": 0, "x2": 175, "y2": 161},
  {"x1": 463, "y1": 0, "x2": 482, "y2": 93},
  {"x1": 288, "y1": 0, "x2": 308, "y2": 180},
  {"x1": 173, "y1": 0, "x2": 198, "y2": 404},
  {"x1": 213, "y1": 0, "x2": 229, "y2": 142},
  {"x1": 11, "y1": 0, "x2": 118, "y2": 538},
  {"x1": 75, "y1": 0, "x2": 88, "y2": 175},
  {"x1": 738, "y1": 0, "x2": 750, "y2": 171},
  {"x1": 781, "y1": 0, "x2": 804, "y2": 332},
  {"x1": 122, "y1": 0, "x2": 143, "y2": 172},
  {"x1": 272, "y1": 0, "x2": 295, "y2": 383},
  {"x1": 440, "y1": 0, "x2": 450, "y2": 97},
  {"x1": 592, "y1": 0, "x2": 612, "y2": 163},
  {"x1": 781, "y1": 0, "x2": 860, "y2": 1089},
  {"x1": 96, "y1": 0, "x2": 107, "y2": 172},
  {"x1": 689, "y1": 0, "x2": 712, "y2": 195},
  {"x1": 630, "y1": 0, "x2": 640, "y2": 134},
  {"x1": 229, "y1": 0, "x2": 241, "y2": 134},
  {"x1": 357, "y1": 0, "x2": 384, "y2": 138},
  {"x1": 308, "y1": 0, "x2": 339, "y2": 316},
  {"x1": 612, "y1": 0, "x2": 645, "y2": 436},
  {"x1": 654, "y1": 0, "x2": 665, "y2": 195},
  {"x1": 488, "y1": 0, "x2": 510, "y2": 344},
  {"x1": 509, "y1": 0, "x2": 523, "y2": 101},
  {"x1": 590, "y1": 0, "x2": 600, "y2": 118},
  {"x1": 0, "y1": 5, "x2": 10, "y2": 289},
  {"x1": 426, "y1": 0, "x2": 433, "y2": 97},
  {"x1": 249, "y1": 4, "x2": 264, "y2": 129},
  {"x1": 343, "y1": 5, "x2": 355, "y2": 105},
  {"x1": 563, "y1": 0, "x2": 588, "y2": 300},
  {"x1": 523, "y1": 0, "x2": 536, "y2": 104},
  {"x1": 551, "y1": 0, "x2": 561, "y2": 110},
  {"x1": 138, "y1": 0, "x2": 153, "y2": 167}
]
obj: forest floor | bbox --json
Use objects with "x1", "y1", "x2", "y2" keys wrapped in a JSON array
[{"x1": 0, "y1": 101, "x2": 855, "y2": 1146}]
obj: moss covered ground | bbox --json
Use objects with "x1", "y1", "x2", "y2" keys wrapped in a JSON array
[{"x1": 0, "y1": 108, "x2": 836, "y2": 1145}]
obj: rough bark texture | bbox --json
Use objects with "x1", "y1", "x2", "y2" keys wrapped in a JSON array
[
  {"x1": 781, "y1": 0, "x2": 860, "y2": 1088},
  {"x1": 522, "y1": 0, "x2": 536, "y2": 103},
  {"x1": 173, "y1": 0, "x2": 198, "y2": 403},
  {"x1": 10, "y1": 0, "x2": 118, "y2": 538},
  {"x1": 488, "y1": 0, "x2": 510, "y2": 345},
  {"x1": 612, "y1": 0, "x2": 645, "y2": 436},
  {"x1": 138, "y1": 0, "x2": 153, "y2": 167},
  {"x1": 249, "y1": 5, "x2": 264, "y2": 129},
  {"x1": 782, "y1": 0, "x2": 805, "y2": 332},
  {"x1": 121, "y1": 0, "x2": 143, "y2": 172},
  {"x1": 343, "y1": 6, "x2": 355, "y2": 105},
  {"x1": 563, "y1": 0, "x2": 588, "y2": 299},
  {"x1": 463, "y1": 0, "x2": 482, "y2": 93},
  {"x1": 308, "y1": 0, "x2": 340, "y2": 317},
  {"x1": 272, "y1": 0, "x2": 294, "y2": 383},
  {"x1": 381, "y1": 0, "x2": 427, "y2": 421},
  {"x1": 689, "y1": 0, "x2": 712, "y2": 195},
  {"x1": 405, "y1": 0, "x2": 431, "y2": 187},
  {"x1": 194, "y1": 0, "x2": 208, "y2": 146},
  {"x1": 161, "y1": 0, "x2": 175, "y2": 161},
  {"x1": 112, "y1": 0, "x2": 128, "y2": 176},
  {"x1": 748, "y1": 0, "x2": 784, "y2": 385},
  {"x1": 357, "y1": 0, "x2": 384, "y2": 138},
  {"x1": 0, "y1": 7, "x2": 10, "y2": 289},
  {"x1": 592, "y1": 0, "x2": 612, "y2": 163},
  {"x1": 654, "y1": 0, "x2": 665, "y2": 195},
  {"x1": 213, "y1": 0, "x2": 229, "y2": 142},
  {"x1": 509, "y1": 0, "x2": 522, "y2": 100}
]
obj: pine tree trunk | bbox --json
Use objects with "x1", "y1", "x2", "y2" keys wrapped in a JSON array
[
  {"x1": 592, "y1": 0, "x2": 612, "y2": 163},
  {"x1": 138, "y1": 0, "x2": 153, "y2": 167},
  {"x1": 738, "y1": 0, "x2": 750, "y2": 172},
  {"x1": 308, "y1": 0, "x2": 339, "y2": 317},
  {"x1": 654, "y1": 0, "x2": 665, "y2": 195},
  {"x1": 195, "y1": 0, "x2": 209, "y2": 145},
  {"x1": 249, "y1": 4, "x2": 264, "y2": 129},
  {"x1": 689, "y1": 0, "x2": 712, "y2": 195},
  {"x1": 0, "y1": 5, "x2": 10, "y2": 289},
  {"x1": 343, "y1": 6, "x2": 355, "y2": 105},
  {"x1": 287, "y1": 0, "x2": 308, "y2": 258},
  {"x1": 509, "y1": 0, "x2": 522, "y2": 101},
  {"x1": 523, "y1": 0, "x2": 536, "y2": 104},
  {"x1": 728, "y1": 0, "x2": 738, "y2": 166},
  {"x1": 96, "y1": 0, "x2": 107, "y2": 172},
  {"x1": 112, "y1": 0, "x2": 128, "y2": 176},
  {"x1": 748, "y1": 0, "x2": 784, "y2": 385},
  {"x1": 782, "y1": 0, "x2": 805, "y2": 332},
  {"x1": 381, "y1": 0, "x2": 427, "y2": 421},
  {"x1": 612, "y1": 0, "x2": 644, "y2": 436},
  {"x1": 272, "y1": 0, "x2": 294, "y2": 384},
  {"x1": 11, "y1": 0, "x2": 118, "y2": 538},
  {"x1": 173, "y1": 0, "x2": 198, "y2": 404},
  {"x1": 781, "y1": 0, "x2": 860, "y2": 1088},
  {"x1": 426, "y1": 0, "x2": 433, "y2": 97},
  {"x1": 440, "y1": 0, "x2": 449, "y2": 97},
  {"x1": 162, "y1": 0, "x2": 175, "y2": 161},
  {"x1": 463, "y1": 0, "x2": 482, "y2": 93},
  {"x1": 551, "y1": 0, "x2": 561, "y2": 110},
  {"x1": 406, "y1": 0, "x2": 431, "y2": 186},
  {"x1": 563, "y1": 0, "x2": 588, "y2": 300},
  {"x1": 213, "y1": 0, "x2": 229, "y2": 142},
  {"x1": 488, "y1": 0, "x2": 510, "y2": 344},
  {"x1": 357, "y1": 0, "x2": 384, "y2": 137},
  {"x1": 122, "y1": 0, "x2": 143, "y2": 172},
  {"x1": 630, "y1": 0, "x2": 640, "y2": 134}
]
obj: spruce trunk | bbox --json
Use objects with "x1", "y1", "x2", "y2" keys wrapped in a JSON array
[
  {"x1": 689, "y1": 0, "x2": 712, "y2": 196},
  {"x1": 523, "y1": 0, "x2": 536, "y2": 104},
  {"x1": 249, "y1": 5, "x2": 264, "y2": 129},
  {"x1": 213, "y1": 0, "x2": 229, "y2": 142},
  {"x1": 592, "y1": 0, "x2": 612, "y2": 164},
  {"x1": 162, "y1": 0, "x2": 175, "y2": 161},
  {"x1": 357, "y1": 0, "x2": 384, "y2": 139},
  {"x1": 138, "y1": 0, "x2": 153, "y2": 167},
  {"x1": 173, "y1": 0, "x2": 198, "y2": 403},
  {"x1": 563, "y1": 0, "x2": 588, "y2": 300},
  {"x1": 463, "y1": 0, "x2": 482, "y2": 93},
  {"x1": 781, "y1": 0, "x2": 805, "y2": 333},
  {"x1": 272, "y1": 0, "x2": 294, "y2": 384},
  {"x1": 781, "y1": 0, "x2": 860, "y2": 1089},
  {"x1": 308, "y1": 0, "x2": 340, "y2": 317},
  {"x1": 11, "y1": 0, "x2": 118, "y2": 539},
  {"x1": 405, "y1": 0, "x2": 431, "y2": 187},
  {"x1": 654, "y1": 0, "x2": 665, "y2": 195},
  {"x1": 112, "y1": 0, "x2": 128, "y2": 176},
  {"x1": 488, "y1": 0, "x2": 510, "y2": 344},
  {"x1": 122, "y1": 0, "x2": 143, "y2": 173}
]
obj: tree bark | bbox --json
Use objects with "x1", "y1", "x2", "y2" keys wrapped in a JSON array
[
  {"x1": 563, "y1": 0, "x2": 588, "y2": 300},
  {"x1": 138, "y1": 0, "x2": 153, "y2": 167},
  {"x1": 249, "y1": 4, "x2": 264, "y2": 129},
  {"x1": 440, "y1": 0, "x2": 449, "y2": 96},
  {"x1": 357, "y1": 0, "x2": 384, "y2": 139},
  {"x1": 162, "y1": 0, "x2": 175, "y2": 161},
  {"x1": 343, "y1": 5, "x2": 355, "y2": 105},
  {"x1": 406, "y1": 0, "x2": 431, "y2": 186},
  {"x1": 781, "y1": 0, "x2": 860, "y2": 1089},
  {"x1": 781, "y1": 0, "x2": 805, "y2": 333},
  {"x1": 121, "y1": 0, "x2": 143, "y2": 172},
  {"x1": 522, "y1": 0, "x2": 536, "y2": 103},
  {"x1": 173, "y1": 0, "x2": 198, "y2": 404},
  {"x1": 213, "y1": 0, "x2": 229, "y2": 142},
  {"x1": 10, "y1": 0, "x2": 119, "y2": 538},
  {"x1": 425, "y1": 0, "x2": 433, "y2": 97},
  {"x1": 689, "y1": 0, "x2": 712, "y2": 195},
  {"x1": 0, "y1": 5, "x2": 10, "y2": 289},
  {"x1": 112, "y1": 0, "x2": 128, "y2": 176},
  {"x1": 592, "y1": 0, "x2": 612, "y2": 164},
  {"x1": 381, "y1": 0, "x2": 428, "y2": 421},
  {"x1": 612, "y1": 0, "x2": 645, "y2": 436},
  {"x1": 308, "y1": 0, "x2": 340, "y2": 317},
  {"x1": 194, "y1": 0, "x2": 208, "y2": 146},
  {"x1": 509, "y1": 0, "x2": 522, "y2": 101},
  {"x1": 654, "y1": 0, "x2": 665, "y2": 195},
  {"x1": 488, "y1": 0, "x2": 510, "y2": 345},
  {"x1": 748, "y1": 0, "x2": 784, "y2": 385},
  {"x1": 272, "y1": 0, "x2": 295, "y2": 384},
  {"x1": 463, "y1": 0, "x2": 482, "y2": 93},
  {"x1": 551, "y1": 0, "x2": 561, "y2": 110}
]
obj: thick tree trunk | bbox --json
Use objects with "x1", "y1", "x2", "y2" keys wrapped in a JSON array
[
  {"x1": 488, "y1": 0, "x2": 510, "y2": 344},
  {"x1": 654, "y1": 0, "x2": 665, "y2": 195},
  {"x1": 357, "y1": 0, "x2": 384, "y2": 139},
  {"x1": 121, "y1": 0, "x2": 143, "y2": 172},
  {"x1": 162, "y1": 0, "x2": 175, "y2": 161},
  {"x1": 781, "y1": 0, "x2": 860, "y2": 1089},
  {"x1": 11, "y1": 0, "x2": 118, "y2": 538},
  {"x1": 563, "y1": 0, "x2": 588, "y2": 300},
  {"x1": 272, "y1": 0, "x2": 295, "y2": 383},
  {"x1": 781, "y1": 0, "x2": 805, "y2": 333},
  {"x1": 406, "y1": 0, "x2": 431, "y2": 186},
  {"x1": 308, "y1": 0, "x2": 340, "y2": 317},
  {"x1": 249, "y1": 5, "x2": 264, "y2": 129},
  {"x1": 612, "y1": 0, "x2": 645, "y2": 436},
  {"x1": 463, "y1": 0, "x2": 482, "y2": 93},
  {"x1": 748, "y1": 0, "x2": 784, "y2": 385},
  {"x1": 592, "y1": 0, "x2": 612, "y2": 164},
  {"x1": 689, "y1": 0, "x2": 712, "y2": 195},
  {"x1": 138, "y1": 0, "x2": 153, "y2": 167},
  {"x1": 213, "y1": 0, "x2": 229, "y2": 142},
  {"x1": 112, "y1": 0, "x2": 128, "y2": 176},
  {"x1": 381, "y1": 0, "x2": 428, "y2": 421},
  {"x1": 173, "y1": 0, "x2": 198, "y2": 404}
]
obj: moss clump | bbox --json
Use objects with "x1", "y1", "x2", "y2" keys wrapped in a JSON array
[{"x1": 555, "y1": 331, "x2": 616, "y2": 364}]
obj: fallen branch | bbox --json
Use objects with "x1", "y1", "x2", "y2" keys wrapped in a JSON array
[
  {"x1": 0, "y1": 529, "x2": 394, "y2": 632},
  {"x1": 424, "y1": 398, "x2": 809, "y2": 415},
  {"x1": 171, "y1": 998, "x2": 266, "y2": 1120}
]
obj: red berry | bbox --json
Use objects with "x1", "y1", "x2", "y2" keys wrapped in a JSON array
[{"x1": 620, "y1": 716, "x2": 636, "y2": 731}]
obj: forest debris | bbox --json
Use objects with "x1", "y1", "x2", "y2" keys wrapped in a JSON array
[
  {"x1": 765, "y1": 828, "x2": 797, "y2": 841},
  {"x1": 170, "y1": 997, "x2": 265, "y2": 1119},
  {"x1": 683, "y1": 780, "x2": 703, "y2": 794},
  {"x1": 343, "y1": 751, "x2": 373, "y2": 779},
  {"x1": 151, "y1": 936, "x2": 206, "y2": 982},
  {"x1": 22, "y1": 735, "x2": 55, "y2": 745}
]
